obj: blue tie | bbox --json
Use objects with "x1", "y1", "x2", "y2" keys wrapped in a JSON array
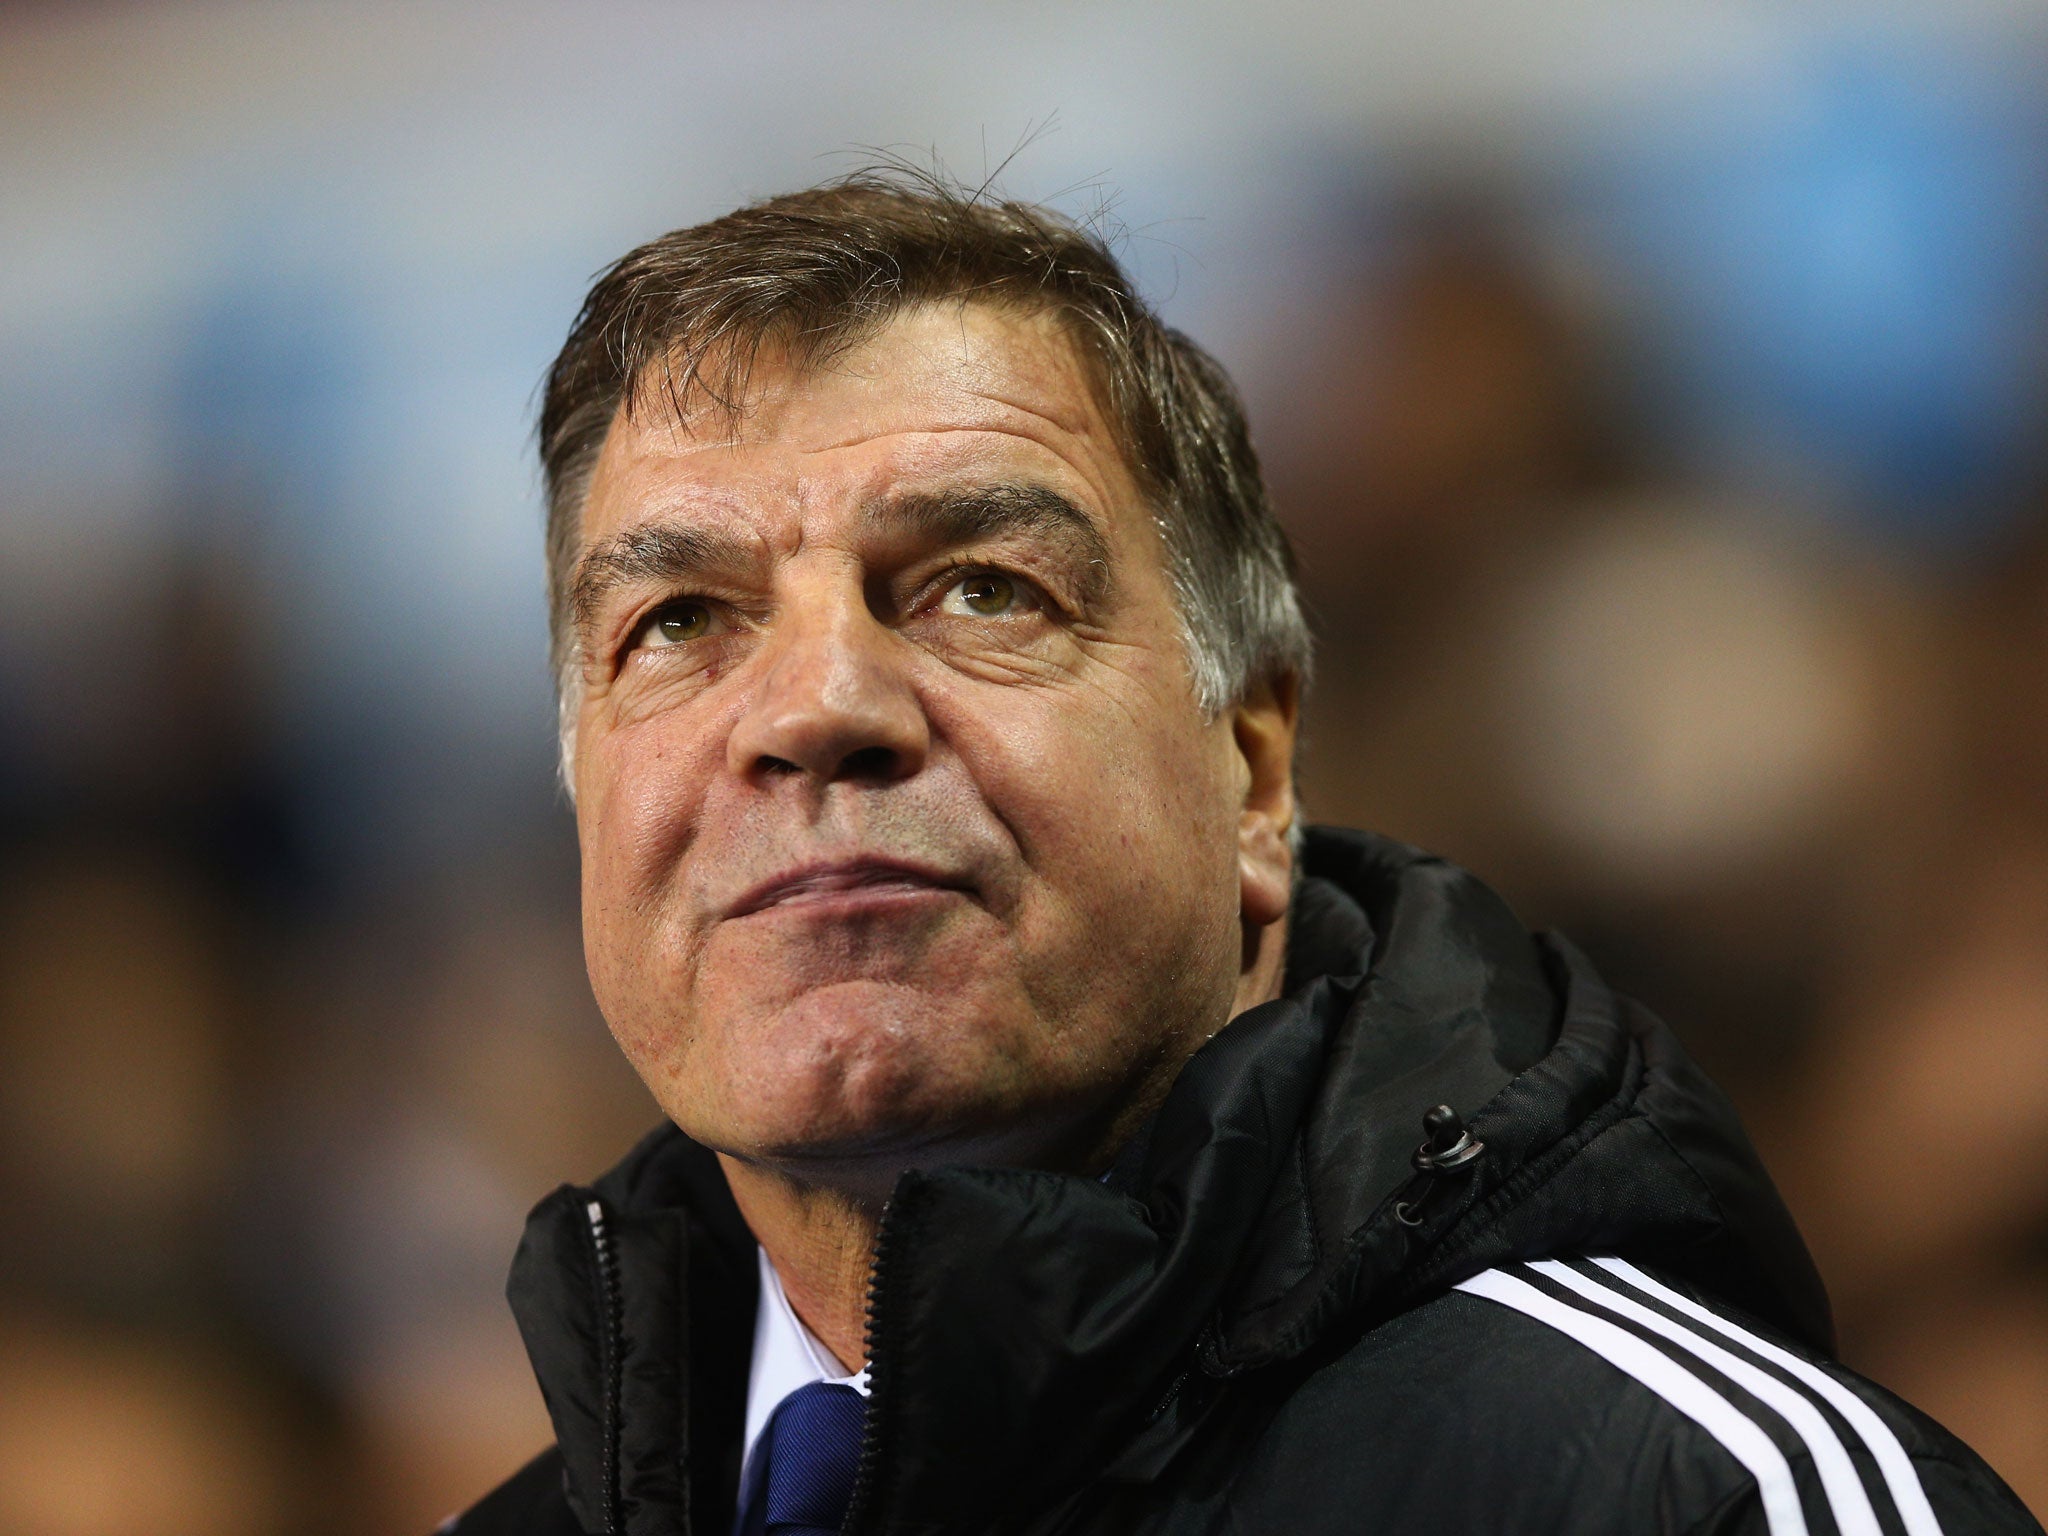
[{"x1": 737, "y1": 1381, "x2": 868, "y2": 1536}]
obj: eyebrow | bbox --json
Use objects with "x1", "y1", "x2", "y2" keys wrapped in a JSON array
[
  {"x1": 571, "y1": 522, "x2": 757, "y2": 635},
  {"x1": 570, "y1": 480, "x2": 1117, "y2": 637},
  {"x1": 871, "y1": 483, "x2": 1113, "y2": 607}
]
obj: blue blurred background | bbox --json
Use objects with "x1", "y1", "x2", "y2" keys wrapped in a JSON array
[{"x1": 3, "y1": 3, "x2": 2046, "y2": 1528}]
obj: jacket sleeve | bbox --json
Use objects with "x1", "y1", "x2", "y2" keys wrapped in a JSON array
[
  {"x1": 1677, "y1": 1454, "x2": 2044, "y2": 1536},
  {"x1": 1677, "y1": 1481, "x2": 1775, "y2": 1536},
  {"x1": 1913, "y1": 1453, "x2": 2047, "y2": 1534}
]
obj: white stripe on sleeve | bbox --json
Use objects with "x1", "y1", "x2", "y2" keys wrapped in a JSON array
[
  {"x1": 1456, "y1": 1267, "x2": 1810, "y2": 1536},
  {"x1": 1532, "y1": 1260, "x2": 1881, "y2": 1536},
  {"x1": 1591, "y1": 1256, "x2": 1945, "y2": 1536}
]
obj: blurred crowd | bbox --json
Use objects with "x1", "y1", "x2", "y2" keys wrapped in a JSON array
[
  {"x1": 0, "y1": 642, "x2": 659, "y2": 1530},
  {"x1": 4, "y1": 10, "x2": 2048, "y2": 1532}
]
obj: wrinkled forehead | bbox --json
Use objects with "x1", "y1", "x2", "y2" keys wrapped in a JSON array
[
  {"x1": 629, "y1": 299, "x2": 1110, "y2": 447},
  {"x1": 585, "y1": 299, "x2": 1153, "y2": 545}
]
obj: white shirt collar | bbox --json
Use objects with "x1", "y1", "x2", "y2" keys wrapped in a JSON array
[{"x1": 742, "y1": 1246, "x2": 871, "y2": 1471}]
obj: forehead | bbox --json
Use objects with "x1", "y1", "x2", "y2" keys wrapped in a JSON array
[{"x1": 579, "y1": 302, "x2": 1147, "y2": 549}]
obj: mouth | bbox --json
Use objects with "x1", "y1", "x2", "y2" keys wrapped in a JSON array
[{"x1": 726, "y1": 858, "x2": 975, "y2": 920}]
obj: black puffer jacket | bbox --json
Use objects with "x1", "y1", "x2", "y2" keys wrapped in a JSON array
[{"x1": 452, "y1": 829, "x2": 2040, "y2": 1535}]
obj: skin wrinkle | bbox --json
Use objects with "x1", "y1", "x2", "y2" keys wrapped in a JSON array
[
  {"x1": 784, "y1": 388, "x2": 1101, "y2": 460},
  {"x1": 573, "y1": 481, "x2": 1115, "y2": 674},
  {"x1": 577, "y1": 486, "x2": 1126, "y2": 695},
  {"x1": 618, "y1": 300, "x2": 1102, "y2": 459},
  {"x1": 865, "y1": 484, "x2": 1113, "y2": 610},
  {"x1": 571, "y1": 523, "x2": 758, "y2": 637},
  {"x1": 567, "y1": 338, "x2": 1121, "y2": 707},
  {"x1": 572, "y1": 300, "x2": 1298, "y2": 1367},
  {"x1": 639, "y1": 412, "x2": 1094, "y2": 462}
]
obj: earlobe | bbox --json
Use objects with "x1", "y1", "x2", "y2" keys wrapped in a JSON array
[{"x1": 1233, "y1": 674, "x2": 1300, "y2": 930}]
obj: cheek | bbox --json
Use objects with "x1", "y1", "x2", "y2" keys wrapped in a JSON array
[
  {"x1": 579, "y1": 700, "x2": 729, "y2": 879},
  {"x1": 576, "y1": 713, "x2": 725, "y2": 1015},
  {"x1": 938, "y1": 671, "x2": 1239, "y2": 939}
]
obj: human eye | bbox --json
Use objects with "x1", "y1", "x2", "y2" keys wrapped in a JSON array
[
  {"x1": 631, "y1": 598, "x2": 722, "y2": 650},
  {"x1": 936, "y1": 569, "x2": 1041, "y2": 618}
]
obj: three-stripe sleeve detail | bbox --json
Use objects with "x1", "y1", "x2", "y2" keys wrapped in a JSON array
[
  {"x1": 1589, "y1": 1257, "x2": 1945, "y2": 1536},
  {"x1": 1530, "y1": 1260, "x2": 1884, "y2": 1536},
  {"x1": 1455, "y1": 1267, "x2": 1813, "y2": 1536}
]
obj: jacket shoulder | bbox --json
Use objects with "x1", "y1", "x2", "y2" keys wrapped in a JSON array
[
  {"x1": 436, "y1": 1446, "x2": 584, "y2": 1536},
  {"x1": 1208, "y1": 1258, "x2": 2041, "y2": 1535}
]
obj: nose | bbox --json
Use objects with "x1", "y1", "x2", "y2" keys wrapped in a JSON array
[{"x1": 726, "y1": 599, "x2": 929, "y2": 785}]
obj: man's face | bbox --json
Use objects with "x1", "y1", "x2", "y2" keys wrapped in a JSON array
[{"x1": 570, "y1": 302, "x2": 1293, "y2": 1191}]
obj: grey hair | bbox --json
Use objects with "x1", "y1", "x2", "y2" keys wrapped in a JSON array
[{"x1": 539, "y1": 169, "x2": 1312, "y2": 782}]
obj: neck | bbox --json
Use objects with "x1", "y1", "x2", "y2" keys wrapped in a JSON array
[
  {"x1": 718, "y1": 1155, "x2": 880, "y2": 1373},
  {"x1": 718, "y1": 915, "x2": 1292, "y2": 1372},
  {"x1": 1234, "y1": 908, "x2": 1289, "y2": 1020}
]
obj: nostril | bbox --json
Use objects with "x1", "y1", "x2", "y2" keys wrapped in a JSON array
[
  {"x1": 839, "y1": 746, "x2": 902, "y2": 781},
  {"x1": 756, "y1": 754, "x2": 803, "y2": 777}
]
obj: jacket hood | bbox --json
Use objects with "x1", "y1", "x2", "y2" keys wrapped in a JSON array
[{"x1": 508, "y1": 827, "x2": 1829, "y2": 1535}]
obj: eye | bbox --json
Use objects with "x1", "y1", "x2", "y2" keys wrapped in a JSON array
[
  {"x1": 638, "y1": 600, "x2": 717, "y2": 648},
  {"x1": 940, "y1": 571, "x2": 1029, "y2": 617}
]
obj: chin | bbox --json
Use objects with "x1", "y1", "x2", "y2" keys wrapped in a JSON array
[{"x1": 678, "y1": 977, "x2": 1047, "y2": 1168}]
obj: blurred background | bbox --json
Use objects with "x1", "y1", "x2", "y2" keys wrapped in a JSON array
[{"x1": 3, "y1": 1, "x2": 2046, "y2": 1528}]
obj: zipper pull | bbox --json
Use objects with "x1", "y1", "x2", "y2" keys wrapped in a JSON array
[{"x1": 1394, "y1": 1105, "x2": 1485, "y2": 1227}]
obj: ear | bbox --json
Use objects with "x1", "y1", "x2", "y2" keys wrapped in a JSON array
[{"x1": 1233, "y1": 671, "x2": 1300, "y2": 931}]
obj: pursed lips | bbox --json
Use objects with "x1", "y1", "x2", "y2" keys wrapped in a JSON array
[{"x1": 723, "y1": 857, "x2": 975, "y2": 919}]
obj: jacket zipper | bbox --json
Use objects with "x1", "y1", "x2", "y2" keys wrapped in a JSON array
[
  {"x1": 840, "y1": 1196, "x2": 898, "y2": 1535},
  {"x1": 585, "y1": 1197, "x2": 625, "y2": 1536},
  {"x1": 1150, "y1": 1367, "x2": 1191, "y2": 1421}
]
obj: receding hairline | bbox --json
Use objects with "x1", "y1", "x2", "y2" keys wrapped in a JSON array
[
  {"x1": 557, "y1": 293, "x2": 1151, "y2": 590},
  {"x1": 551, "y1": 179, "x2": 1148, "y2": 447},
  {"x1": 603, "y1": 292, "x2": 1134, "y2": 464}
]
